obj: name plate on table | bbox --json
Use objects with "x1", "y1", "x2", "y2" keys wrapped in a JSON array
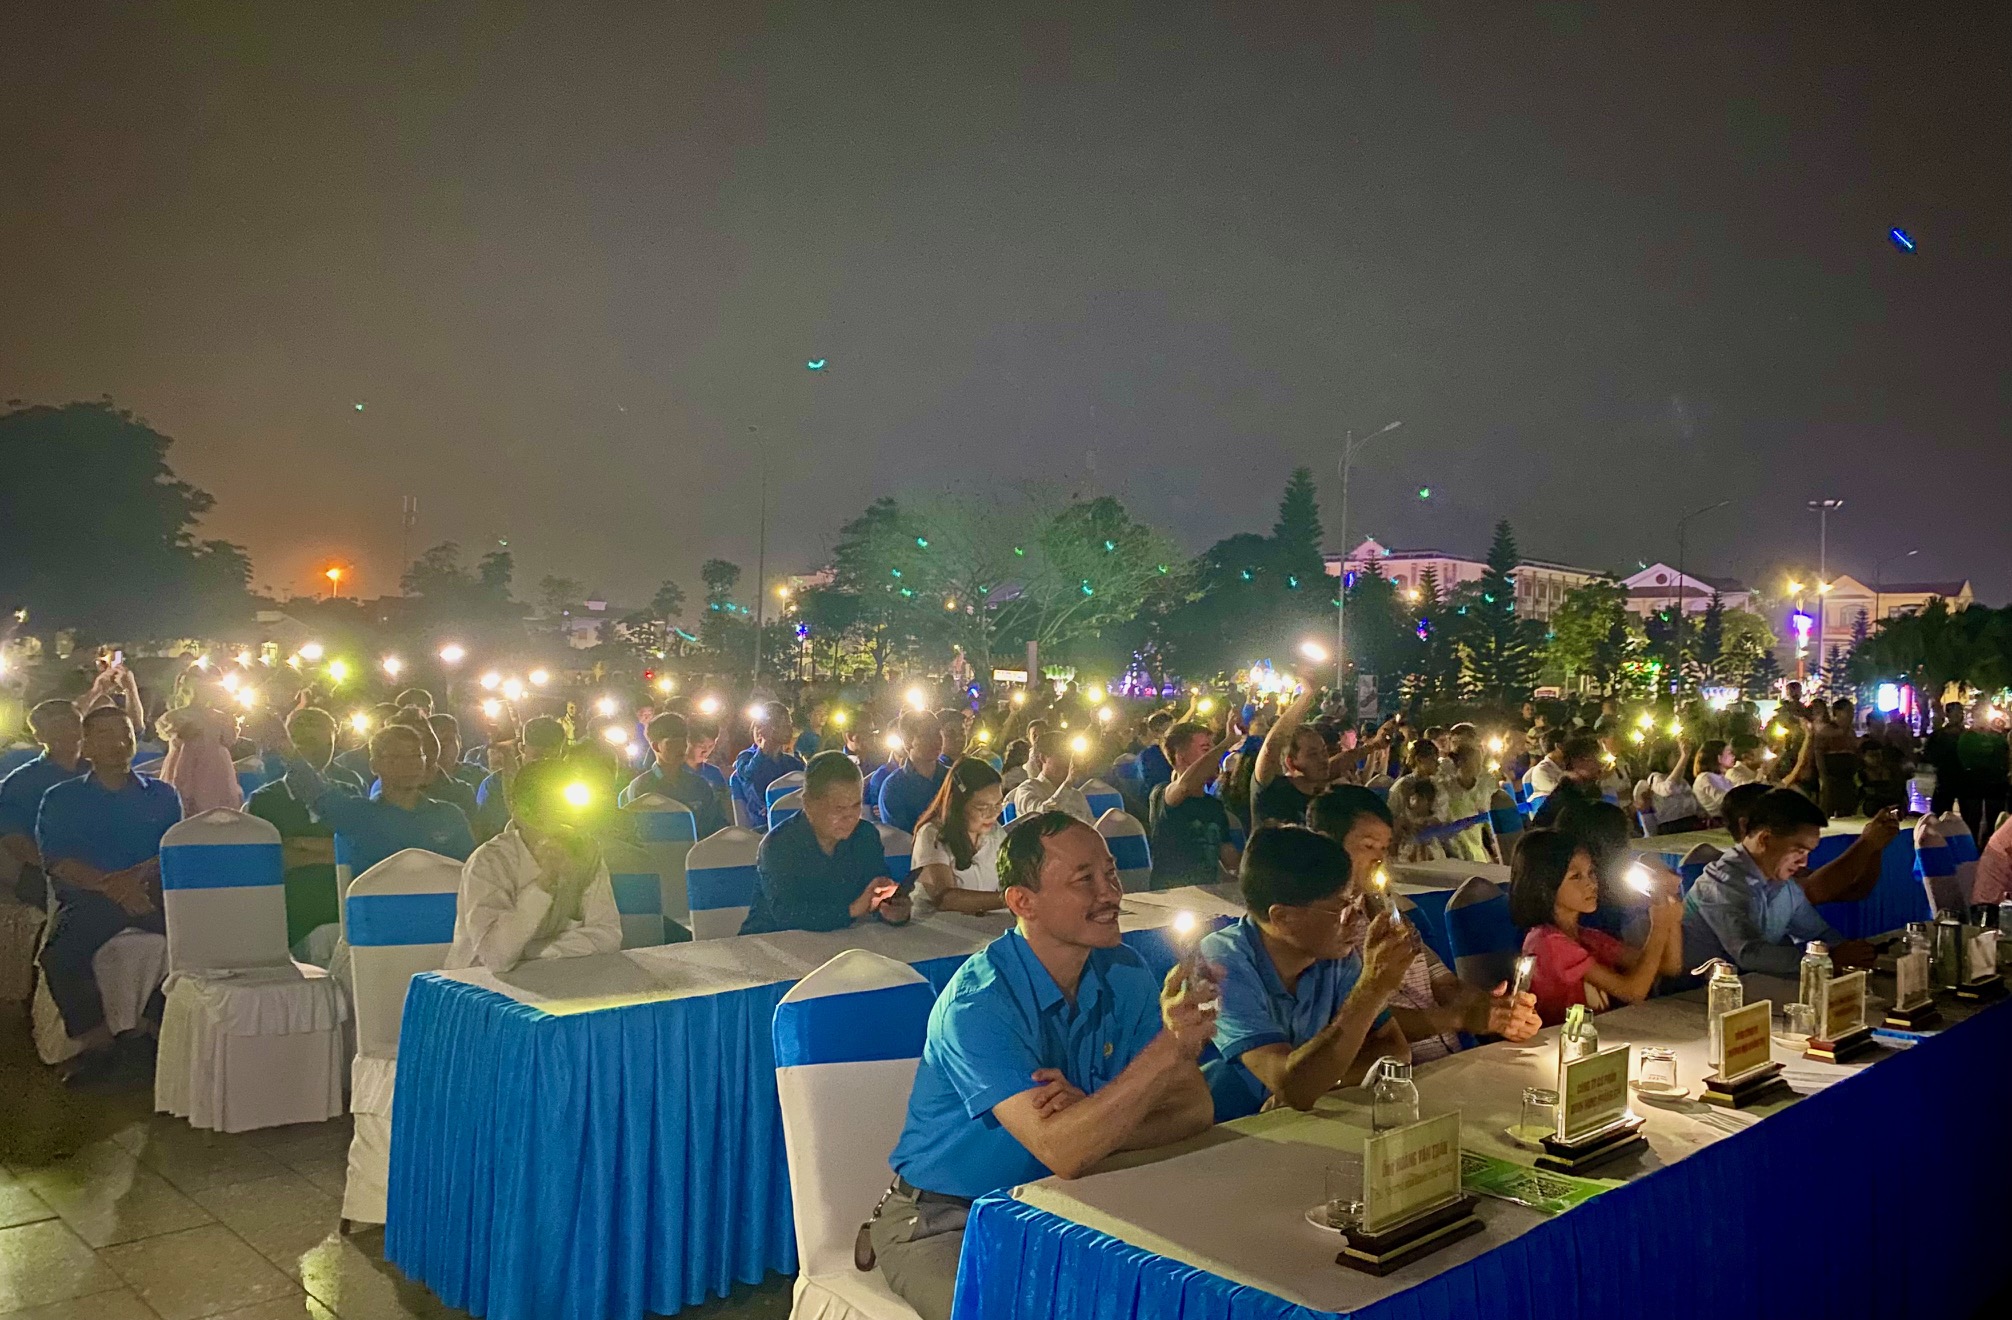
[
  {"x1": 1718, "y1": 1000, "x2": 1774, "y2": 1082},
  {"x1": 1822, "y1": 970, "x2": 1867, "y2": 1041},
  {"x1": 1362, "y1": 1111, "x2": 1462, "y2": 1234},
  {"x1": 1895, "y1": 951, "x2": 1931, "y2": 1009},
  {"x1": 1557, "y1": 1044, "x2": 1630, "y2": 1143}
]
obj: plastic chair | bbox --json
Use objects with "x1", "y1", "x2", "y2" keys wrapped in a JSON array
[
  {"x1": 1095, "y1": 809, "x2": 1152, "y2": 892},
  {"x1": 771, "y1": 788, "x2": 806, "y2": 832},
  {"x1": 767, "y1": 771, "x2": 807, "y2": 818},
  {"x1": 339, "y1": 848, "x2": 463, "y2": 1228},
  {"x1": 687, "y1": 828, "x2": 762, "y2": 940},
  {"x1": 625, "y1": 792, "x2": 698, "y2": 931},
  {"x1": 154, "y1": 809, "x2": 348, "y2": 1133},
  {"x1": 875, "y1": 824, "x2": 914, "y2": 886},
  {"x1": 1081, "y1": 778, "x2": 1124, "y2": 821},
  {"x1": 773, "y1": 950, "x2": 932, "y2": 1320},
  {"x1": 1444, "y1": 875, "x2": 1520, "y2": 992}
]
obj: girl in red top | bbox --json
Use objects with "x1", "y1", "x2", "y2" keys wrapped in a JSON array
[{"x1": 1509, "y1": 828, "x2": 1684, "y2": 1024}]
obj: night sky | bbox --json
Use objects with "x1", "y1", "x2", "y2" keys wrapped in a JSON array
[{"x1": 3, "y1": 3, "x2": 2006, "y2": 605}]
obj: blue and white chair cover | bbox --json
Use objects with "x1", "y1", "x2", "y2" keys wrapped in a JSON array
[
  {"x1": 155, "y1": 809, "x2": 347, "y2": 1134},
  {"x1": 341, "y1": 848, "x2": 463, "y2": 1226},
  {"x1": 686, "y1": 827, "x2": 762, "y2": 941},
  {"x1": 626, "y1": 792, "x2": 698, "y2": 931},
  {"x1": 1081, "y1": 778, "x2": 1124, "y2": 822},
  {"x1": 773, "y1": 950, "x2": 932, "y2": 1320},
  {"x1": 1914, "y1": 813, "x2": 1969, "y2": 915},
  {"x1": 1095, "y1": 808, "x2": 1152, "y2": 892},
  {"x1": 876, "y1": 824, "x2": 913, "y2": 886},
  {"x1": 1488, "y1": 789, "x2": 1523, "y2": 846},
  {"x1": 766, "y1": 771, "x2": 806, "y2": 820},
  {"x1": 770, "y1": 788, "x2": 805, "y2": 832},
  {"x1": 1445, "y1": 874, "x2": 1520, "y2": 992},
  {"x1": 1000, "y1": 797, "x2": 1018, "y2": 825},
  {"x1": 604, "y1": 837, "x2": 668, "y2": 949},
  {"x1": 1679, "y1": 842, "x2": 1723, "y2": 890}
]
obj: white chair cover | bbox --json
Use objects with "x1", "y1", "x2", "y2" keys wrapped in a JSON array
[
  {"x1": 342, "y1": 848, "x2": 462, "y2": 1225},
  {"x1": 33, "y1": 928, "x2": 169, "y2": 1065},
  {"x1": 1914, "y1": 813, "x2": 1970, "y2": 915},
  {"x1": 1095, "y1": 809, "x2": 1151, "y2": 893},
  {"x1": 0, "y1": 895, "x2": 44, "y2": 1003},
  {"x1": 1081, "y1": 778, "x2": 1124, "y2": 821},
  {"x1": 605, "y1": 836, "x2": 668, "y2": 949},
  {"x1": 771, "y1": 788, "x2": 807, "y2": 832},
  {"x1": 161, "y1": 809, "x2": 290, "y2": 973},
  {"x1": 686, "y1": 828, "x2": 762, "y2": 941},
  {"x1": 773, "y1": 950, "x2": 931, "y2": 1320},
  {"x1": 875, "y1": 825, "x2": 913, "y2": 886},
  {"x1": 767, "y1": 771, "x2": 807, "y2": 817},
  {"x1": 625, "y1": 792, "x2": 698, "y2": 929}
]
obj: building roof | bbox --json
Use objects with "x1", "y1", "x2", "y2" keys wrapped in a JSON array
[{"x1": 1875, "y1": 580, "x2": 1970, "y2": 598}]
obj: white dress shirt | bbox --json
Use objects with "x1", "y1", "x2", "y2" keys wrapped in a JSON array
[
  {"x1": 1523, "y1": 756, "x2": 1567, "y2": 798},
  {"x1": 1693, "y1": 771, "x2": 1735, "y2": 818},
  {"x1": 908, "y1": 821, "x2": 1003, "y2": 918},
  {"x1": 1007, "y1": 773, "x2": 1094, "y2": 825},
  {"x1": 445, "y1": 823, "x2": 622, "y2": 971}
]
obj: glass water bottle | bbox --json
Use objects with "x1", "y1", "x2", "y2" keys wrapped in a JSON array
[
  {"x1": 1702, "y1": 960, "x2": 1744, "y2": 1071},
  {"x1": 1556, "y1": 1004, "x2": 1599, "y2": 1086},
  {"x1": 1370, "y1": 1059, "x2": 1420, "y2": 1132},
  {"x1": 1798, "y1": 940, "x2": 1833, "y2": 1023}
]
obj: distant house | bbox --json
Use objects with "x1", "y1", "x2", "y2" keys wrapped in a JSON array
[
  {"x1": 1620, "y1": 564, "x2": 1754, "y2": 617},
  {"x1": 1806, "y1": 575, "x2": 1974, "y2": 634},
  {"x1": 1322, "y1": 539, "x2": 1602, "y2": 622}
]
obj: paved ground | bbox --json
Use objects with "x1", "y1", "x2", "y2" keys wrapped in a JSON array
[{"x1": 0, "y1": 1003, "x2": 793, "y2": 1320}]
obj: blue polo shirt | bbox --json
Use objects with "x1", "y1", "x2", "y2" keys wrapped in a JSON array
[
  {"x1": 891, "y1": 928, "x2": 1163, "y2": 1200},
  {"x1": 0, "y1": 753, "x2": 88, "y2": 840},
  {"x1": 864, "y1": 761, "x2": 898, "y2": 818},
  {"x1": 738, "y1": 814, "x2": 890, "y2": 935},
  {"x1": 729, "y1": 747, "x2": 804, "y2": 830},
  {"x1": 877, "y1": 761, "x2": 946, "y2": 834},
  {"x1": 286, "y1": 760, "x2": 474, "y2": 879},
  {"x1": 1137, "y1": 744, "x2": 1174, "y2": 794},
  {"x1": 1200, "y1": 915, "x2": 1387, "y2": 1120},
  {"x1": 618, "y1": 761, "x2": 728, "y2": 838},
  {"x1": 36, "y1": 771, "x2": 183, "y2": 873}
]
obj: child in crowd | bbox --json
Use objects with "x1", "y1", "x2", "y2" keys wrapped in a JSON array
[{"x1": 1509, "y1": 827, "x2": 1683, "y2": 1024}]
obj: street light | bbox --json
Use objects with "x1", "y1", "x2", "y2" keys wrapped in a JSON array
[
  {"x1": 1335, "y1": 419, "x2": 1403, "y2": 691},
  {"x1": 1673, "y1": 499, "x2": 1732, "y2": 686},
  {"x1": 1873, "y1": 548, "x2": 1920, "y2": 629},
  {"x1": 324, "y1": 566, "x2": 343, "y2": 600}
]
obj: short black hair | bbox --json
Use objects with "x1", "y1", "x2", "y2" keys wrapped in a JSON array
[
  {"x1": 1730, "y1": 733, "x2": 1761, "y2": 756},
  {"x1": 523, "y1": 716, "x2": 568, "y2": 753},
  {"x1": 1240, "y1": 825, "x2": 1351, "y2": 915},
  {"x1": 646, "y1": 712, "x2": 689, "y2": 745},
  {"x1": 1508, "y1": 827, "x2": 1587, "y2": 929},
  {"x1": 81, "y1": 705, "x2": 134, "y2": 733},
  {"x1": 1721, "y1": 782, "x2": 1772, "y2": 840},
  {"x1": 1560, "y1": 734, "x2": 1601, "y2": 767},
  {"x1": 803, "y1": 749, "x2": 861, "y2": 800},
  {"x1": 999, "y1": 810, "x2": 1090, "y2": 891},
  {"x1": 1161, "y1": 721, "x2": 1210, "y2": 759},
  {"x1": 1306, "y1": 785, "x2": 1392, "y2": 843},
  {"x1": 1747, "y1": 788, "x2": 1827, "y2": 838},
  {"x1": 1542, "y1": 728, "x2": 1567, "y2": 753}
]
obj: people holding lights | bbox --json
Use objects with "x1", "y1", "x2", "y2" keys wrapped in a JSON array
[
  {"x1": 1250, "y1": 677, "x2": 1331, "y2": 826},
  {"x1": 1511, "y1": 827, "x2": 1683, "y2": 1024},
  {"x1": 739, "y1": 753, "x2": 909, "y2": 934},
  {"x1": 445, "y1": 758, "x2": 621, "y2": 971},
  {"x1": 878, "y1": 710, "x2": 948, "y2": 833},
  {"x1": 1682, "y1": 788, "x2": 1876, "y2": 975},
  {"x1": 877, "y1": 811, "x2": 1217, "y2": 1319},
  {"x1": 1006, "y1": 730, "x2": 1094, "y2": 825},
  {"x1": 619, "y1": 712, "x2": 729, "y2": 837},
  {"x1": 730, "y1": 702, "x2": 804, "y2": 830},
  {"x1": 1148, "y1": 719, "x2": 1240, "y2": 888}
]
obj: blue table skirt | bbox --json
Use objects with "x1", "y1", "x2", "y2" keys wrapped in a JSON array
[
  {"x1": 385, "y1": 926, "x2": 1189, "y2": 1320},
  {"x1": 953, "y1": 993, "x2": 2012, "y2": 1320}
]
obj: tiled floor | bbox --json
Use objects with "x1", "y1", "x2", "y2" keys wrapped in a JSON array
[{"x1": 0, "y1": 1005, "x2": 792, "y2": 1320}]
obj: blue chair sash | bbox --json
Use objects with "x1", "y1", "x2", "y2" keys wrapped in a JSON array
[
  {"x1": 688, "y1": 863, "x2": 760, "y2": 912},
  {"x1": 773, "y1": 981, "x2": 934, "y2": 1067},
  {"x1": 348, "y1": 891, "x2": 458, "y2": 947}
]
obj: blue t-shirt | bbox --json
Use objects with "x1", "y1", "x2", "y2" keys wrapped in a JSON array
[
  {"x1": 1137, "y1": 744, "x2": 1174, "y2": 794},
  {"x1": 0, "y1": 753, "x2": 88, "y2": 840},
  {"x1": 877, "y1": 762, "x2": 946, "y2": 834},
  {"x1": 286, "y1": 760, "x2": 474, "y2": 879},
  {"x1": 36, "y1": 771, "x2": 183, "y2": 874},
  {"x1": 738, "y1": 814, "x2": 890, "y2": 935},
  {"x1": 618, "y1": 761, "x2": 728, "y2": 839},
  {"x1": 1200, "y1": 915, "x2": 1387, "y2": 1120},
  {"x1": 864, "y1": 761, "x2": 898, "y2": 818},
  {"x1": 729, "y1": 747, "x2": 805, "y2": 830},
  {"x1": 891, "y1": 929, "x2": 1163, "y2": 1200}
]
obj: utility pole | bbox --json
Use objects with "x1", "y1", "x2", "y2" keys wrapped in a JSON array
[
  {"x1": 398, "y1": 496, "x2": 418, "y2": 590},
  {"x1": 1334, "y1": 419, "x2": 1403, "y2": 693},
  {"x1": 751, "y1": 426, "x2": 767, "y2": 686},
  {"x1": 1807, "y1": 498, "x2": 1844, "y2": 689}
]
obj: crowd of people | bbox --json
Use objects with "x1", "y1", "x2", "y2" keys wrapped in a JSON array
[{"x1": 3, "y1": 645, "x2": 2009, "y2": 1318}]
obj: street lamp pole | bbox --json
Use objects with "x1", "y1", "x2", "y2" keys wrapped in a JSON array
[
  {"x1": 1335, "y1": 419, "x2": 1403, "y2": 693},
  {"x1": 1673, "y1": 500, "x2": 1731, "y2": 688},
  {"x1": 751, "y1": 426, "x2": 767, "y2": 685},
  {"x1": 1806, "y1": 498, "x2": 1844, "y2": 688}
]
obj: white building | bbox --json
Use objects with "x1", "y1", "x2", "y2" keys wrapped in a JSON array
[
  {"x1": 1620, "y1": 564, "x2": 1755, "y2": 617},
  {"x1": 1323, "y1": 539, "x2": 1602, "y2": 622}
]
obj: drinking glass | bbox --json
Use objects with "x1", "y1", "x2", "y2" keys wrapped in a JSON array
[
  {"x1": 1781, "y1": 1003, "x2": 1815, "y2": 1041},
  {"x1": 1520, "y1": 1087, "x2": 1558, "y2": 1140},
  {"x1": 1637, "y1": 1046, "x2": 1678, "y2": 1092},
  {"x1": 1322, "y1": 1162, "x2": 1363, "y2": 1230}
]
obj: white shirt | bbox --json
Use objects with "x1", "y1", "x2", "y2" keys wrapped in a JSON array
[
  {"x1": 1727, "y1": 763, "x2": 1760, "y2": 787},
  {"x1": 1008, "y1": 773, "x2": 1093, "y2": 825},
  {"x1": 445, "y1": 824, "x2": 622, "y2": 971},
  {"x1": 1647, "y1": 770, "x2": 1702, "y2": 824},
  {"x1": 1693, "y1": 771, "x2": 1735, "y2": 817},
  {"x1": 1523, "y1": 757, "x2": 1566, "y2": 797},
  {"x1": 1000, "y1": 764, "x2": 1029, "y2": 795},
  {"x1": 908, "y1": 821, "x2": 1003, "y2": 918}
]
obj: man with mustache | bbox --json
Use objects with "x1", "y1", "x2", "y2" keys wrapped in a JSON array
[{"x1": 873, "y1": 811, "x2": 1218, "y2": 1320}]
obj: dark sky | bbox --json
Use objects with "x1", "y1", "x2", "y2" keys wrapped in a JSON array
[{"x1": 4, "y1": 3, "x2": 2007, "y2": 605}]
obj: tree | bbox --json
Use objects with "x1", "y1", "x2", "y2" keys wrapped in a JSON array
[
  {"x1": 1718, "y1": 610, "x2": 1778, "y2": 690},
  {"x1": 537, "y1": 576, "x2": 584, "y2": 620},
  {"x1": 1268, "y1": 467, "x2": 1327, "y2": 630},
  {"x1": 1340, "y1": 563, "x2": 1420, "y2": 701},
  {"x1": 0, "y1": 401, "x2": 255, "y2": 639},
  {"x1": 1450, "y1": 520, "x2": 1543, "y2": 705},
  {"x1": 1546, "y1": 579, "x2": 1632, "y2": 693},
  {"x1": 1848, "y1": 600, "x2": 2012, "y2": 704},
  {"x1": 1003, "y1": 495, "x2": 1184, "y2": 666},
  {"x1": 398, "y1": 541, "x2": 520, "y2": 629},
  {"x1": 476, "y1": 550, "x2": 514, "y2": 597},
  {"x1": 1408, "y1": 567, "x2": 1462, "y2": 705},
  {"x1": 699, "y1": 558, "x2": 748, "y2": 658},
  {"x1": 649, "y1": 580, "x2": 686, "y2": 623},
  {"x1": 1694, "y1": 593, "x2": 1726, "y2": 681}
]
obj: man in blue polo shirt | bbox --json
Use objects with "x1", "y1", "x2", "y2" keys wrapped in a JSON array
[
  {"x1": 619, "y1": 712, "x2": 729, "y2": 838},
  {"x1": 0, "y1": 699, "x2": 89, "y2": 907},
  {"x1": 36, "y1": 707, "x2": 183, "y2": 1086},
  {"x1": 874, "y1": 811, "x2": 1217, "y2": 1320},
  {"x1": 877, "y1": 710, "x2": 946, "y2": 833},
  {"x1": 1199, "y1": 824, "x2": 1415, "y2": 1120},
  {"x1": 729, "y1": 703, "x2": 804, "y2": 831},
  {"x1": 281, "y1": 722, "x2": 474, "y2": 882}
]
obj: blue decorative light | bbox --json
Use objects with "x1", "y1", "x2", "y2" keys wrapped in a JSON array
[{"x1": 1889, "y1": 228, "x2": 1915, "y2": 254}]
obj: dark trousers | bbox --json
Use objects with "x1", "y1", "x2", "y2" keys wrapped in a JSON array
[{"x1": 40, "y1": 885, "x2": 165, "y2": 1037}]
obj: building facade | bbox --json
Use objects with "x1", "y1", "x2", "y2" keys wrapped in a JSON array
[
  {"x1": 1620, "y1": 563, "x2": 1755, "y2": 617},
  {"x1": 1323, "y1": 539, "x2": 1602, "y2": 622}
]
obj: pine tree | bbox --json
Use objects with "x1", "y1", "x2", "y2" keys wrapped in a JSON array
[
  {"x1": 1270, "y1": 467, "x2": 1325, "y2": 577},
  {"x1": 1453, "y1": 520, "x2": 1542, "y2": 705}
]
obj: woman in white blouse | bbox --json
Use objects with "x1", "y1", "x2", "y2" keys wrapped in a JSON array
[
  {"x1": 1690, "y1": 739, "x2": 1736, "y2": 821},
  {"x1": 909, "y1": 757, "x2": 1007, "y2": 916}
]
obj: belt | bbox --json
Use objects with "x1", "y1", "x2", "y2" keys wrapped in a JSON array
[{"x1": 893, "y1": 1176, "x2": 973, "y2": 1210}]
